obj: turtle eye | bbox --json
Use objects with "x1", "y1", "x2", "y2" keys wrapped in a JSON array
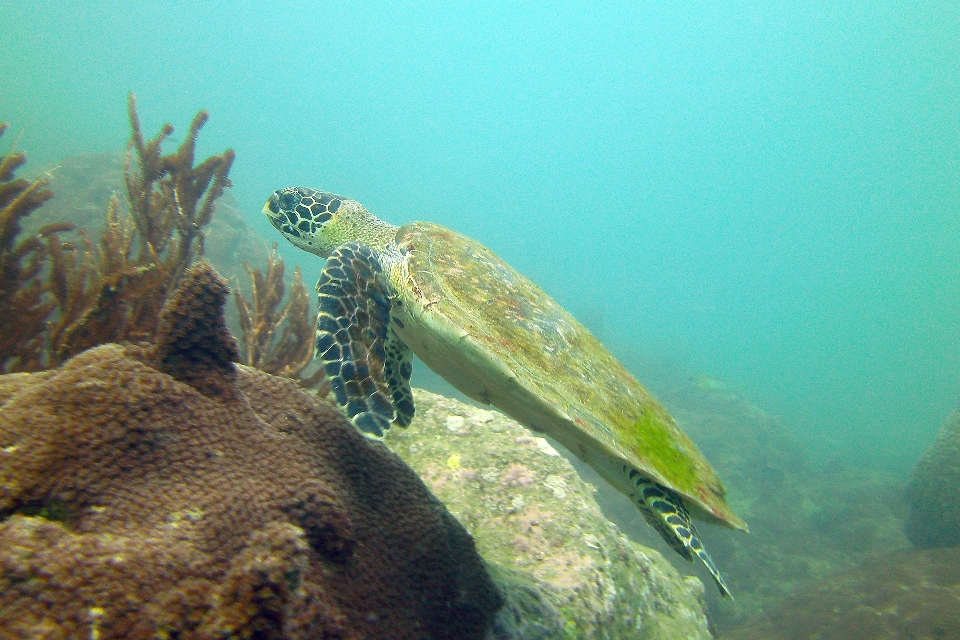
[{"x1": 279, "y1": 191, "x2": 299, "y2": 211}]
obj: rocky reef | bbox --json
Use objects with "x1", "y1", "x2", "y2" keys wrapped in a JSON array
[
  {"x1": 384, "y1": 390, "x2": 714, "y2": 640},
  {"x1": 0, "y1": 262, "x2": 501, "y2": 639},
  {"x1": 719, "y1": 545, "x2": 960, "y2": 640},
  {"x1": 905, "y1": 410, "x2": 960, "y2": 548}
]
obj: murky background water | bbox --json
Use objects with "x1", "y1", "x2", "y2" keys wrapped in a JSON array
[{"x1": 4, "y1": 1, "x2": 959, "y2": 634}]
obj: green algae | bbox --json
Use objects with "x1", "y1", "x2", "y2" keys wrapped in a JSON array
[
  {"x1": 626, "y1": 410, "x2": 698, "y2": 491},
  {"x1": 13, "y1": 500, "x2": 75, "y2": 525}
]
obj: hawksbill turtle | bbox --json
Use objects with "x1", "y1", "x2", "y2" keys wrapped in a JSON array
[{"x1": 263, "y1": 186, "x2": 747, "y2": 596}]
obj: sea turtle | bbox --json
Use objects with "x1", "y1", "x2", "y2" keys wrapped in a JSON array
[{"x1": 263, "y1": 186, "x2": 747, "y2": 596}]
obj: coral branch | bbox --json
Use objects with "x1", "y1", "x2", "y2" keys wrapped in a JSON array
[
  {"x1": 0, "y1": 123, "x2": 57, "y2": 372},
  {"x1": 236, "y1": 244, "x2": 325, "y2": 389},
  {"x1": 2, "y1": 100, "x2": 317, "y2": 390},
  {"x1": 1, "y1": 96, "x2": 237, "y2": 371},
  {"x1": 52, "y1": 93, "x2": 236, "y2": 360}
]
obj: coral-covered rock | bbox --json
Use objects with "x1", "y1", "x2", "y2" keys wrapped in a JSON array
[
  {"x1": 384, "y1": 389, "x2": 714, "y2": 640},
  {"x1": 719, "y1": 545, "x2": 960, "y2": 640},
  {"x1": 906, "y1": 410, "x2": 960, "y2": 548},
  {"x1": 149, "y1": 260, "x2": 240, "y2": 396},
  {"x1": 0, "y1": 263, "x2": 500, "y2": 639}
]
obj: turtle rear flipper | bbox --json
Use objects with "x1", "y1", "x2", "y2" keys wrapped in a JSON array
[
  {"x1": 631, "y1": 475, "x2": 732, "y2": 598},
  {"x1": 315, "y1": 243, "x2": 413, "y2": 437}
]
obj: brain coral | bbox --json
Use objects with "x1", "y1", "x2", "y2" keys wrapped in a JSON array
[
  {"x1": 0, "y1": 262, "x2": 501, "y2": 639},
  {"x1": 905, "y1": 410, "x2": 960, "y2": 548}
]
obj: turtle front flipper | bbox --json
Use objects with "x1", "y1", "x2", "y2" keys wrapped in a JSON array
[
  {"x1": 384, "y1": 326, "x2": 415, "y2": 427},
  {"x1": 315, "y1": 242, "x2": 411, "y2": 437},
  {"x1": 627, "y1": 470, "x2": 733, "y2": 598}
]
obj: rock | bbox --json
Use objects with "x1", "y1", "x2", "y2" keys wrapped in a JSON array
[
  {"x1": 0, "y1": 263, "x2": 501, "y2": 639},
  {"x1": 384, "y1": 390, "x2": 713, "y2": 640},
  {"x1": 720, "y1": 545, "x2": 960, "y2": 640},
  {"x1": 906, "y1": 410, "x2": 960, "y2": 548},
  {"x1": 27, "y1": 152, "x2": 126, "y2": 234}
]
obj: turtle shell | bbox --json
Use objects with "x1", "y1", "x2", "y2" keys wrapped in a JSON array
[{"x1": 391, "y1": 222, "x2": 745, "y2": 530}]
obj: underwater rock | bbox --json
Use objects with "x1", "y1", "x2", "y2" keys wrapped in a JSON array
[
  {"x1": 384, "y1": 390, "x2": 713, "y2": 640},
  {"x1": 23, "y1": 152, "x2": 125, "y2": 234},
  {"x1": 719, "y1": 545, "x2": 960, "y2": 640},
  {"x1": 0, "y1": 263, "x2": 501, "y2": 639},
  {"x1": 905, "y1": 410, "x2": 960, "y2": 548}
]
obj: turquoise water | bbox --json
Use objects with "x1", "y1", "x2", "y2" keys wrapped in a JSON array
[{"x1": 3, "y1": 0, "x2": 959, "y2": 616}]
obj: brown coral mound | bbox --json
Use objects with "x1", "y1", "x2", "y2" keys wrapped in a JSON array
[
  {"x1": 0, "y1": 262, "x2": 501, "y2": 639},
  {"x1": 720, "y1": 545, "x2": 960, "y2": 640},
  {"x1": 905, "y1": 410, "x2": 960, "y2": 548}
]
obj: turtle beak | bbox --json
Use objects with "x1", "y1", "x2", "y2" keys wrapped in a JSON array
[{"x1": 262, "y1": 192, "x2": 283, "y2": 227}]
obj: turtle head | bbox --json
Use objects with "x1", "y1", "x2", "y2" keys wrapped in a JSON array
[{"x1": 263, "y1": 186, "x2": 396, "y2": 258}]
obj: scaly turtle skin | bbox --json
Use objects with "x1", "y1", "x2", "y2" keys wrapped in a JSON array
[{"x1": 264, "y1": 186, "x2": 747, "y2": 596}]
